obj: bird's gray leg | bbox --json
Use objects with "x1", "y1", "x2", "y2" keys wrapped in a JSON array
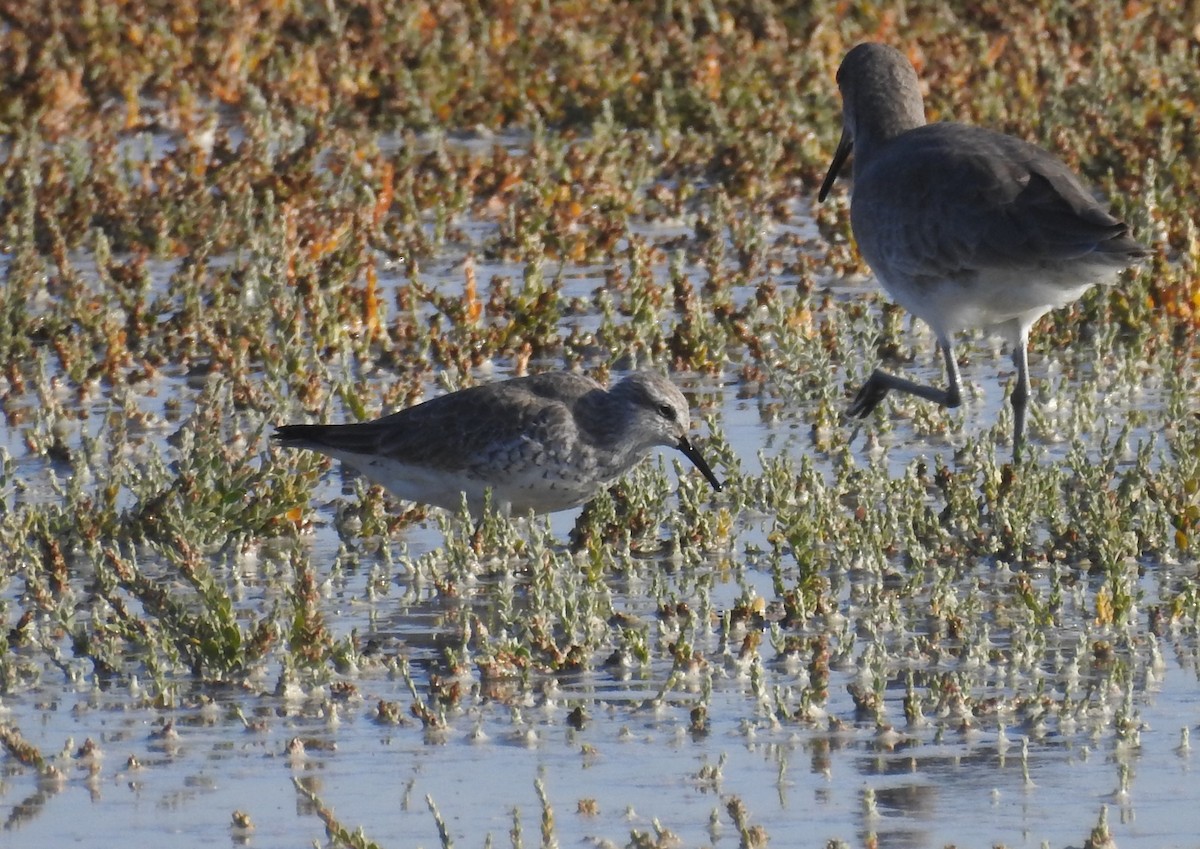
[
  {"x1": 1010, "y1": 339, "x2": 1030, "y2": 463},
  {"x1": 940, "y1": 340, "x2": 964, "y2": 408},
  {"x1": 848, "y1": 338, "x2": 963, "y2": 417}
]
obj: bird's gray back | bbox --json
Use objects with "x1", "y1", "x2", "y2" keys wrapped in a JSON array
[
  {"x1": 852, "y1": 122, "x2": 1147, "y2": 282},
  {"x1": 313, "y1": 373, "x2": 602, "y2": 476}
]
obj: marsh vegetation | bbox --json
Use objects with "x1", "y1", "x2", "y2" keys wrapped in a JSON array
[{"x1": 0, "y1": 2, "x2": 1198, "y2": 846}]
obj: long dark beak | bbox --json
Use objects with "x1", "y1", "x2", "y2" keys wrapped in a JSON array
[
  {"x1": 676, "y1": 437, "x2": 723, "y2": 492},
  {"x1": 818, "y1": 126, "x2": 852, "y2": 202}
]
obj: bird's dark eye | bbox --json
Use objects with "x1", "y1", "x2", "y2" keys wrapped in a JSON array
[{"x1": 657, "y1": 403, "x2": 676, "y2": 420}]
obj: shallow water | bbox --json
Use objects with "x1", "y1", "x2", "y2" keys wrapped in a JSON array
[
  {"x1": 2, "y1": 138, "x2": 1199, "y2": 849},
  {"x1": 5, "y1": 555, "x2": 1200, "y2": 848},
  {"x1": 5, "y1": 420, "x2": 1200, "y2": 849}
]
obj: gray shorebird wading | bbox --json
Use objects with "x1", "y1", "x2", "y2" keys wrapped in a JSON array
[
  {"x1": 273, "y1": 371, "x2": 722, "y2": 517},
  {"x1": 819, "y1": 42, "x2": 1148, "y2": 460}
]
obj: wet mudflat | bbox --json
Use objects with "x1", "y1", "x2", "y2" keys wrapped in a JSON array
[{"x1": 2, "y1": 3, "x2": 1199, "y2": 847}]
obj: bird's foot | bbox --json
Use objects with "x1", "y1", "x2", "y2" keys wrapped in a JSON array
[{"x1": 847, "y1": 371, "x2": 892, "y2": 418}]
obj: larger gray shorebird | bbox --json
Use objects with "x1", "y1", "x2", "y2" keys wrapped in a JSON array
[
  {"x1": 273, "y1": 371, "x2": 722, "y2": 517},
  {"x1": 819, "y1": 43, "x2": 1148, "y2": 460}
]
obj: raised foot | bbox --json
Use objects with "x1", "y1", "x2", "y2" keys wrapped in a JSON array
[
  {"x1": 847, "y1": 370, "x2": 892, "y2": 418},
  {"x1": 847, "y1": 367, "x2": 963, "y2": 419}
]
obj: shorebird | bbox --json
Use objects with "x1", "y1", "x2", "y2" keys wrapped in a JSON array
[
  {"x1": 273, "y1": 371, "x2": 722, "y2": 518},
  {"x1": 819, "y1": 42, "x2": 1148, "y2": 460}
]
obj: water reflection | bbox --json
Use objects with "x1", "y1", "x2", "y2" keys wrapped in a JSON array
[{"x1": 0, "y1": 136, "x2": 1197, "y2": 849}]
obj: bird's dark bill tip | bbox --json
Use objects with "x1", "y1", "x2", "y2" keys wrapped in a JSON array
[
  {"x1": 272, "y1": 424, "x2": 315, "y2": 444},
  {"x1": 818, "y1": 129, "x2": 852, "y2": 202},
  {"x1": 677, "y1": 438, "x2": 723, "y2": 492}
]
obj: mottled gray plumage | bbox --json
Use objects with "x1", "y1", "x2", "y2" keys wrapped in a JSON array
[
  {"x1": 273, "y1": 371, "x2": 722, "y2": 516},
  {"x1": 820, "y1": 43, "x2": 1148, "y2": 460}
]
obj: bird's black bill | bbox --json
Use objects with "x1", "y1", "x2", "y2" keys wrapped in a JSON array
[
  {"x1": 272, "y1": 424, "x2": 314, "y2": 446},
  {"x1": 818, "y1": 128, "x2": 852, "y2": 202},
  {"x1": 676, "y1": 437, "x2": 723, "y2": 492}
]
